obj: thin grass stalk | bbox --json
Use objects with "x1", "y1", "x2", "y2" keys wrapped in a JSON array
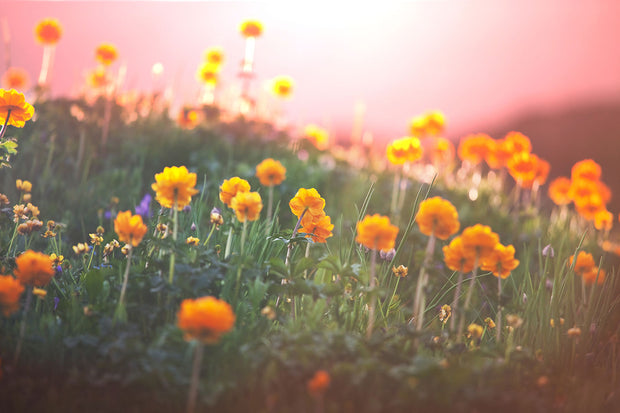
[
  {"x1": 390, "y1": 170, "x2": 400, "y2": 217},
  {"x1": 366, "y1": 248, "x2": 378, "y2": 339},
  {"x1": 0, "y1": 108, "x2": 11, "y2": 141},
  {"x1": 458, "y1": 255, "x2": 479, "y2": 341},
  {"x1": 266, "y1": 185, "x2": 274, "y2": 235},
  {"x1": 118, "y1": 246, "x2": 133, "y2": 310},
  {"x1": 168, "y1": 199, "x2": 178, "y2": 284},
  {"x1": 413, "y1": 233, "x2": 435, "y2": 330},
  {"x1": 186, "y1": 342, "x2": 204, "y2": 413},
  {"x1": 450, "y1": 271, "x2": 464, "y2": 331},
  {"x1": 14, "y1": 287, "x2": 32, "y2": 365},
  {"x1": 497, "y1": 276, "x2": 502, "y2": 342}
]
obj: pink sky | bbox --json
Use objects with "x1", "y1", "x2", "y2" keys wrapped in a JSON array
[{"x1": 2, "y1": 1, "x2": 620, "y2": 142}]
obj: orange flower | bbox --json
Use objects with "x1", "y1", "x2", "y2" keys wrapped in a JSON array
[
  {"x1": 114, "y1": 211, "x2": 148, "y2": 247},
  {"x1": 176, "y1": 107, "x2": 201, "y2": 130},
  {"x1": 300, "y1": 213, "x2": 334, "y2": 243},
  {"x1": 14, "y1": 250, "x2": 55, "y2": 287},
  {"x1": 177, "y1": 296, "x2": 235, "y2": 344},
  {"x1": 2, "y1": 67, "x2": 30, "y2": 91},
  {"x1": 289, "y1": 188, "x2": 325, "y2": 219},
  {"x1": 256, "y1": 158, "x2": 286, "y2": 186},
  {"x1": 387, "y1": 136, "x2": 423, "y2": 165},
  {"x1": 0, "y1": 275, "x2": 25, "y2": 316},
  {"x1": 196, "y1": 62, "x2": 220, "y2": 86},
  {"x1": 568, "y1": 251, "x2": 596, "y2": 275},
  {"x1": 548, "y1": 177, "x2": 571, "y2": 206},
  {"x1": 443, "y1": 236, "x2": 475, "y2": 273},
  {"x1": 480, "y1": 243, "x2": 519, "y2": 278},
  {"x1": 571, "y1": 159, "x2": 601, "y2": 182},
  {"x1": 485, "y1": 138, "x2": 513, "y2": 169},
  {"x1": 304, "y1": 124, "x2": 329, "y2": 150},
  {"x1": 239, "y1": 20, "x2": 263, "y2": 38},
  {"x1": 219, "y1": 177, "x2": 251, "y2": 208},
  {"x1": 409, "y1": 110, "x2": 445, "y2": 137},
  {"x1": 503, "y1": 131, "x2": 532, "y2": 155},
  {"x1": 307, "y1": 370, "x2": 330, "y2": 397},
  {"x1": 356, "y1": 214, "x2": 399, "y2": 251},
  {"x1": 95, "y1": 42, "x2": 118, "y2": 66},
  {"x1": 582, "y1": 268, "x2": 605, "y2": 285},
  {"x1": 151, "y1": 166, "x2": 199, "y2": 210},
  {"x1": 416, "y1": 197, "x2": 460, "y2": 240},
  {"x1": 457, "y1": 133, "x2": 493, "y2": 165},
  {"x1": 594, "y1": 209, "x2": 613, "y2": 231},
  {"x1": 507, "y1": 152, "x2": 539, "y2": 185},
  {"x1": 271, "y1": 76, "x2": 294, "y2": 98},
  {"x1": 87, "y1": 67, "x2": 110, "y2": 89},
  {"x1": 35, "y1": 18, "x2": 63, "y2": 45},
  {"x1": 460, "y1": 224, "x2": 500, "y2": 262},
  {"x1": 574, "y1": 193, "x2": 605, "y2": 221},
  {"x1": 0, "y1": 89, "x2": 35, "y2": 128},
  {"x1": 230, "y1": 191, "x2": 263, "y2": 222},
  {"x1": 426, "y1": 137, "x2": 455, "y2": 166},
  {"x1": 204, "y1": 47, "x2": 225, "y2": 66}
]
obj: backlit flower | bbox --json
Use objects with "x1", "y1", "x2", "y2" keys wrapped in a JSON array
[
  {"x1": 2, "y1": 67, "x2": 30, "y2": 91},
  {"x1": 73, "y1": 243, "x2": 89, "y2": 255},
  {"x1": 480, "y1": 243, "x2": 520, "y2": 279},
  {"x1": 503, "y1": 131, "x2": 532, "y2": 155},
  {"x1": 176, "y1": 107, "x2": 200, "y2": 130},
  {"x1": 484, "y1": 317, "x2": 496, "y2": 329},
  {"x1": 87, "y1": 67, "x2": 110, "y2": 89},
  {"x1": 239, "y1": 20, "x2": 263, "y2": 38},
  {"x1": 439, "y1": 304, "x2": 451, "y2": 323},
  {"x1": 356, "y1": 214, "x2": 399, "y2": 251},
  {"x1": 16, "y1": 179, "x2": 32, "y2": 193},
  {"x1": 14, "y1": 250, "x2": 55, "y2": 287},
  {"x1": 568, "y1": 251, "x2": 596, "y2": 275},
  {"x1": 567, "y1": 326, "x2": 581, "y2": 339},
  {"x1": 0, "y1": 88, "x2": 35, "y2": 128},
  {"x1": 409, "y1": 110, "x2": 445, "y2": 137},
  {"x1": 230, "y1": 191, "x2": 263, "y2": 222},
  {"x1": 460, "y1": 224, "x2": 500, "y2": 262},
  {"x1": 177, "y1": 296, "x2": 235, "y2": 344},
  {"x1": 35, "y1": 18, "x2": 63, "y2": 45},
  {"x1": 0, "y1": 275, "x2": 25, "y2": 316},
  {"x1": 507, "y1": 152, "x2": 540, "y2": 185},
  {"x1": 594, "y1": 209, "x2": 613, "y2": 231},
  {"x1": 303, "y1": 124, "x2": 329, "y2": 150},
  {"x1": 204, "y1": 47, "x2": 225, "y2": 66},
  {"x1": 307, "y1": 370, "x2": 330, "y2": 397},
  {"x1": 392, "y1": 265, "x2": 408, "y2": 278},
  {"x1": 571, "y1": 159, "x2": 601, "y2": 182},
  {"x1": 457, "y1": 133, "x2": 493, "y2": 165},
  {"x1": 299, "y1": 213, "x2": 334, "y2": 243},
  {"x1": 95, "y1": 42, "x2": 118, "y2": 66},
  {"x1": 289, "y1": 188, "x2": 325, "y2": 219},
  {"x1": 416, "y1": 197, "x2": 460, "y2": 240},
  {"x1": 574, "y1": 193, "x2": 605, "y2": 221},
  {"x1": 271, "y1": 76, "x2": 294, "y2": 98},
  {"x1": 387, "y1": 136, "x2": 423, "y2": 165},
  {"x1": 443, "y1": 236, "x2": 475, "y2": 273},
  {"x1": 186, "y1": 236, "x2": 200, "y2": 246},
  {"x1": 196, "y1": 62, "x2": 219, "y2": 86},
  {"x1": 426, "y1": 137, "x2": 455, "y2": 166},
  {"x1": 256, "y1": 158, "x2": 286, "y2": 186},
  {"x1": 219, "y1": 177, "x2": 251, "y2": 208},
  {"x1": 467, "y1": 323, "x2": 484, "y2": 340},
  {"x1": 548, "y1": 177, "x2": 572, "y2": 206},
  {"x1": 582, "y1": 268, "x2": 605, "y2": 285},
  {"x1": 114, "y1": 211, "x2": 148, "y2": 247},
  {"x1": 151, "y1": 166, "x2": 199, "y2": 210},
  {"x1": 485, "y1": 138, "x2": 513, "y2": 169}
]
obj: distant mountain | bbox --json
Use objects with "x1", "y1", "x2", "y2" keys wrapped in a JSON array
[{"x1": 463, "y1": 99, "x2": 620, "y2": 213}]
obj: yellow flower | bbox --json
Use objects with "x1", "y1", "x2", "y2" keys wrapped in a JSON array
[
  {"x1": 567, "y1": 326, "x2": 581, "y2": 339},
  {"x1": 392, "y1": 265, "x2": 408, "y2": 278},
  {"x1": 256, "y1": 158, "x2": 286, "y2": 186},
  {"x1": 239, "y1": 20, "x2": 263, "y2": 38},
  {"x1": 16, "y1": 179, "x2": 32, "y2": 193},
  {"x1": 114, "y1": 211, "x2": 148, "y2": 247},
  {"x1": 33, "y1": 287, "x2": 47, "y2": 299},
  {"x1": 356, "y1": 214, "x2": 399, "y2": 251},
  {"x1": 204, "y1": 47, "x2": 225, "y2": 66},
  {"x1": 304, "y1": 124, "x2": 329, "y2": 150},
  {"x1": 0, "y1": 89, "x2": 35, "y2": 128},
  {"x1": 271, "y1": 76, "x2": 294, "y2": 99},
  {"x1": 416, "y1": 197, "x2": 460, "y2": 240},
  {"x1": 186, "y1": 236, "x2": 200, "y2": 246},
  {"x1": 484, "y1": 317, "x2": 496, "y2": 329},
  {"x1": 220, "y1": 177, "x2": 251, "y2": 208},
  {"x1": 409, "y1": 110, "x2": 445, "y2": 137},
  {"x1": 467, "y1": 323, "x2": 484, "y2": 340},
  {"x1": 177, "y1": 296, "x2": 236, "y2": 344},
  {"x1": 95, "y1": 42, "x2": 118, "y2": 66},
  {"x1": 460, "y1": 224, "x2": 500, "y2": 262},
  {"x1": 231, "y1": 191, "x2": 263, "y2": 222},
  {"x1": 480, "y1": 243, "x2": 520, "y2": 279},
  {"x1": 35, "y1": 18, "x2": 63, "y2": 45},
  {"x1": 73, "y1": 243, "x2": 89, "y2": 255},
  {"x1": 196, "y1": 62, "x2": 220, "y2": 86},
  {"x1": 439, "y1": 304, "x2": 451, "y2": 324},
  {"x1": 289, "y1": 188, "x2": 325, "y2": 219},
  {"x1": 299, "y1": 213, "x2": 334, "y2": 243},
  {"x1": 14, "y1": 250, "x2": 55, "y2": 287},
  {"x1": 151, "y1": 166, "x2": 199, "y2": 210},
  {"x1": 386, "y1": 136, "x2": 423, "y2": 165}
]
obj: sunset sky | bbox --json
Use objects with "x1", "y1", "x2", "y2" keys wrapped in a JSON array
[{"x1": 3, "y1": 1, "x2": 620, "y2": 142}]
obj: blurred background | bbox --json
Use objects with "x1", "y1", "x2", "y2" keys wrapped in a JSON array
[{"x1": 2, "y1": 0, "x2": 620, "y2": 205}]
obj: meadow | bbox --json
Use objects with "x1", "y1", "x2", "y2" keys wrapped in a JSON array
[{"x1": 1, "y1": 18, "x2": 619, "y2": 413}]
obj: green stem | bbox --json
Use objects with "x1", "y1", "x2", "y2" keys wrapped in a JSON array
[
  {"x1": 168, "y1": 200, "x2": 178, "y2": 284},
  {"x1": 0, "y1": 109, "x2": 10, "y2": 140},
  {"x1": 366, "y1": 249, "x2": 378, "y2": 339},
  {"x1": 497, "y1": 276, "x2": 502, "y2": 342},
  {"x1": 118, "y1": 247, "x2": 133, "y2": 309},
  {"x1": 186, "y1": 342, "x2": 204, "y2": 413},
  {"x1": 202, "y1": 223, "x2": 217, "y2": 247},
  {"x1": 224, "y1": 226, "x2": 234, "y2": 259},
  {"x1": 458, "y1": 255, "x2": 479, "y2": 341},
  {"x1": 385, "y1": 275, "x2": 401, "y2": 321},
  {"x1": 450, "y1": 271, "x2": 464, "y2": 332},
  {"x1": 240, "y1": 220, "x2": 248, "y2": 256},
  {"x1": 266, "y1": 185, "x2": 274, "y2": 235},
  {"x1": 413, "y1": 233, "x2": 436, "y2": 330},
  {"x1": 14, "y1": 286, "x2": 32, "y2": 365}
]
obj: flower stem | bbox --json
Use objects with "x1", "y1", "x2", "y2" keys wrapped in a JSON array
[
  {"x1": 450, "y1": 271, "x2": 464, "y2": 331},
  {"x1": 202, "y1": 223, "x2": 217, "y2": 247},
  {"x1": 168, "y1": 200, "x2": 178, "y2": 284},
  {"x1": 240, "y1": 220, "x2": 248, "y2": 256},
  {"x1": 186, "y1": 342, "x2": 205, "y2": 413},
  {"x1": 413, "y1": 234, "x2": 435, "y2": 330},
  {"x1": 224, "y1": 226, "x2": 234, "y2": 259},
  {"x1": 118, "y1": 246, "x2": 133, "y2": 310},
  {"x1": 497, "y1": 276, "x2": 502, "y2": 342},
  {"x1": 14, "y1": 286, "x2": 32, "y2": 365},
  {"x1": 266, "y1": 185, "x2": 274, "y2": 235},
  {"x1": 0, "y1": 108, "x2": 10, "y2": 141},
  {"x1": 366, "y1": 249, "x2": 378, "y2": 339},
  {"x1": 458, "y1": 255, "x2": 479, "y2": 341}
]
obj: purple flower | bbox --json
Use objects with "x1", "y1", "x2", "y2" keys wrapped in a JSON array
[
  {"x1": 135, "y1": 193, "x2": 152, "y2": 218},
  {"x1": 542, "y1": 244, "x2": 554, "y2": 258},
  {"x1": 54, "y1": 296, "x2": 60, "y2": 311}
]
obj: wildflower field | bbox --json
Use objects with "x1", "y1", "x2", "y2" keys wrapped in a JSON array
[{"x1": 1, "y1": 17, "x2": 620, "y2": 413}]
